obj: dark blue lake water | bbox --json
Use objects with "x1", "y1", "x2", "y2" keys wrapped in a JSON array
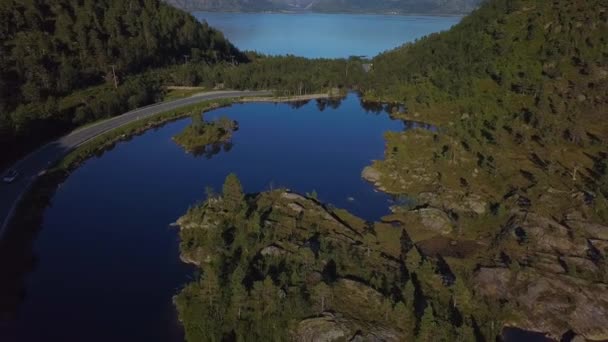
[
  {"x1": 15, "y1": 94, "x2": 407, "y2": 341},
  {"x1": 194, "y1": 13, "x2": 461, "y2": 58}
]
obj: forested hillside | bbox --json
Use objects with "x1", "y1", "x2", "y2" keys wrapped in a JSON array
[
  {"x1": 163, "y1": 0, "x2": 482, "y2": 14},
  {"x1": 0, "y1": 0, "x2": 242, "y2": 168},
  {"x1": 360, "y1": 0, "x2": 608, "y2": 339}
]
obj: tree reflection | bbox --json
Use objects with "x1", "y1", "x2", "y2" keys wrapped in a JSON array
[
  {"x1": 287, "y1": 100, "x2": 310, "y2": 109},
  {"x1": 191, "y1": 141, "x2": 235, "y2": 160},
  {"x1": 316, "y1": 97, "x2": 344, "y2": 112},
  {"x1": 359, "y1": 99, "x2": 384, "y2": 114},
  {"x1": 403, "y1": 121, "x2": 438, "y2": 132}
]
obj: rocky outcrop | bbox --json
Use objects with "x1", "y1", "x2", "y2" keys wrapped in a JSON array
[
  {"x1": 414, "y1": 207, "x2": 454, "y2": 234},
  {"x1": 474, "y1": 267, "x2": 608, "y2": 341},
  {"x1": 296, "y1": 314, "x2": 350, "y2": 342},
  {"x1": 475, "y1": 207, "x2": 608, "y2": 340},
  {"x1": 295, "y1": 311, "x2": 401, "y2": 342},
  {"x1": 260, "y1": 244, "x2": 288, "y2": 257},
  {"x1": 417, "y1": 190, "x2": 487, "y2": 216},
  {"x1": 361, "y1": 166, "x2": 387, "y2": 192},
  {"x1": 566, "y1": 220, "x2": 608, "y2": 241}
]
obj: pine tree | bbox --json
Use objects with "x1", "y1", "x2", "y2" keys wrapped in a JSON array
[
  {"x1": 228, "y1": 265, "x2": 247, "y2": 323},
  {"x1": 417, "y1": 305, "x2": 437, "y2": 342},
  {"x1": 452, "y1": 277, "x2": 473, "y2": 317},
  {"x1": 223, "y1": 173, "x2": 246, "y2": 213},
  {"x1": 456, "y1": 320, "x2": 476, "y2": 342},
  {"x1": 403, "y1": 279, "x2": 416, "y2": 309},
  {"x1": 199, "y1": 266, "x2": 223, "y2": 340},
  {"x1": 405, "y1": 246, "x2": 423, "y2": 270}
]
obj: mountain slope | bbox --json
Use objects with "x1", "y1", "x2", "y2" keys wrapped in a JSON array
[
  {"x1": 163, "y1": 0, "x2": 482, "y2": 14},
  {"x1": 362, "y1": 0, "x2": 608, "y2": 339}
]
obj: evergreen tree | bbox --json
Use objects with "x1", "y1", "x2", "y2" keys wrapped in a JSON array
[
  {"x1": 456, "y1": 320, "x2": 476, "y2": 342},
  {"x1": 222, "y1": 173, "x2": 245, "y2": 213},
  {"x1": 403, "y1": 279, "x2": 416, "y2": 309},
  {"x1": 417, "y1": 305, "x2": 437, "y2": 342},
  {"x1": 197, "y1": 266, "x2": 223, "y2": 340},
  {"x1": 452, "y1": 277, "x2": 474, "y2": 317},
  {"x1": 228, "y1": 265, "x2": 247, "y2": 323},
  {"x1": 393, "y1": 301, "x2": 415, "y2": 339}
]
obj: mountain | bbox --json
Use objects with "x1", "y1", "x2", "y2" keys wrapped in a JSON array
[{"x1": 163, "y1": 0, "x2": 482, "y2": 14}]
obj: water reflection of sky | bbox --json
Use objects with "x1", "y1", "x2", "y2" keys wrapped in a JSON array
[{"x1": 17, "y1": 93, "x2": 418, "y2": 342}]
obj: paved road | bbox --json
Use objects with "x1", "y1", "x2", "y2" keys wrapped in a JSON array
[{"x1": 0, "y1": 90, "x2": 272, "y2": 238}]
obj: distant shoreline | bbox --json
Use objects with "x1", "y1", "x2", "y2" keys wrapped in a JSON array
[{"x1": 192, "y1": 10, "x2": 467, "y2": 17}]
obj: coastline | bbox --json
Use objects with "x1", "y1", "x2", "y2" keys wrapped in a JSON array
[{"x1": 191, "y1": 10, "x2": 467, "y2": 17}]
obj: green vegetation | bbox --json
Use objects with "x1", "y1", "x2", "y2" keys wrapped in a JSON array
[
  {"x1": 359, "y1": 0, "x2": 608, "y2": 338},
  {"x1": 173, "y1": 114, "x2": 237, "y2": 156},
  {"x1": 364, "y1": 0, "x2": 608, "y2": 256},
  {"x1": 163, "y1": 87, "x2": 207, "y2": 102},
  {"x1": 0, "y1": 0, "x2": 362, "y2": 170},
  {"x1": 157, "y1": 54, "x2": 365, "y2": 96},
  {"x1": 0, "y1": 0, "x2": 242, "y2": 169},
  {"x1": 176, "y1": 174, "x2": 506, "y2": 341},
  {"x1": 1, "y1": 19, "x2": 362, "y2": 170},
  {"x1": 3, "y1": 0, "x2": 606, "y2": 339}
]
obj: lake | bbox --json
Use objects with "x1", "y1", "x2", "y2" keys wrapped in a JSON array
[
  {"x1": 10, "y1": 94, "x2": 410, "y2": 341},
  {"x1": 1, "y1": 12, "x2": 463, "y2": 341},
  {"x1": 194, "y1": 12, "x2": 461, "y2": 58}
]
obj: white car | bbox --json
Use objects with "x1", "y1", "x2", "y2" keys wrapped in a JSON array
[{"x1": 3, "y1": 169, "x2": 19, "y2": 183}]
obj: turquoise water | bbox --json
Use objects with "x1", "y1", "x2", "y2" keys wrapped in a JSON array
[{"x1": 194, "y1": 12, "x2": 461, "y2": 58}]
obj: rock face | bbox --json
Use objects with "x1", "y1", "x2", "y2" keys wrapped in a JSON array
[
  {"x1": 296, "y1": 314, "x2": 350, "y2": 342},
  {"x1": 362, "y1": 166, "x2": 382, "y2": 183},
  {"x1": 473, "y1": 206, "x2": 608, "y2": 340},
  {"x1": 417, "y1": 191, "x2": 487, "y2": 216},
  {"x1": 361, "y1": 166, "x2": 386, "y2": 192},
  {"x1": 296, "y1": 313, "x2": 400, "y2": 342},
  {"x1": 414, "y1": 207, "x2": 454, "y2": 234},
  {"x1": 295, "y1": 280, "x2": 402, "y2": 342},
  {"x1": 295, "y1": 311, "x2": 401, "y2": 342},
  {"x1": 474, "y1": 267, "x2": 608, "y2": 341},
  {"x1": 260, "y1": 245, "x2": 287, "y2": 256}
]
